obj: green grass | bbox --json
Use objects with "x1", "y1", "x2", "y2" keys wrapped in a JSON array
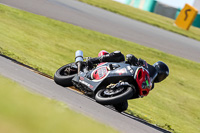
[
  {"x1": 0, "y1": 4, "x2": 200, "y2": 133},
  {"x1": 0, "y1": 75, "x2": 118, "y2": 133},
  {"x1": 79, "y1": 0, "x2": 200, "y2": 41}
]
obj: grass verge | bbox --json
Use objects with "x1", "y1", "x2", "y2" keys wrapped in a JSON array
[
  {"x1": 79, "y1": 0, "x2": 200, "y2": 41},
  {"x1": 0, "y1": 4, "x2": 200, "y2": 133},
  {"x1": 0, "y1": 75, "x2": 118, "y2": 133}
]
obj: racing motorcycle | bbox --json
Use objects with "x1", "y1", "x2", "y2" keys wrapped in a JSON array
[{"x1": 54, "y1": 50, "x2": 169, "y2": 112}]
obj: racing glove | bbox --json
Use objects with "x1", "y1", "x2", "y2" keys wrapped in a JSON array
[{"x1": 86, "y1": 57, "x2": 101, "y2": 69}]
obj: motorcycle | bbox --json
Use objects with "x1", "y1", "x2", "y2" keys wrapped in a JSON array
[{"x1": 54, "y1": 50, "x2": 169, "y2": 112}]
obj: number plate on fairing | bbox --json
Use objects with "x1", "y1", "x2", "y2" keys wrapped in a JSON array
[{"x1": 92, "y1": 67, "x2": 109, "y2": 80}]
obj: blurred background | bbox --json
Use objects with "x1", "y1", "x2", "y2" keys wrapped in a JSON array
[{"x1": 114, "y1": 0, "x2": 200, "y2": 28}]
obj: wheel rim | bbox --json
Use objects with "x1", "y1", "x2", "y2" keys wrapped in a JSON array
[
  {"x1": 95, "y1": 87, "x2": 133, "y2": 105},
  {"x1": 101, "y1": 87, "x2": 126, "y2": 97},
  {"x1": 64, "y1": 66, "x2": 77, "y2": 76}
]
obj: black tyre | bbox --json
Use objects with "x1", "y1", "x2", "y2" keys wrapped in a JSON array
[
  {"x1": 113, "y1": 101, "x2": 128, "y2": 112},
  {"x1": 95, "y1": 87, "x2": 133, "y2": 105},
  {"x1": 54, "y1": 63, "x2": 77, "y2": 87}
]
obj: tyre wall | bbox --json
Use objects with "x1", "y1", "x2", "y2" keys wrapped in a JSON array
[
  {"x1": 114, "y1": 0, "x2": 156, "y2": 12},
  {"x1": 154, "y1": 2, "x2": 177, "y2": 19}
]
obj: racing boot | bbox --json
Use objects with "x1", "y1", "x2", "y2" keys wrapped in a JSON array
[
  {"x1": 126, "y1": 54, "x2": 138, "y2": 66},
  {"x1": 100, "y1": 51, "x2": 125, "y2": 62},
  {"x1": 86, "y1": 57, "x2": 101, "y2": 70}
]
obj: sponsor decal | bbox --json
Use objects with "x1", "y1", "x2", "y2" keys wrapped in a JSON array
[
  {"x1": 116, "y1": 68, "x2": 127, "y2": 75},
  {"x1": 98, "y1": 67, "x2": 107, "y2": 79},
  {"x1": 127, "y1": 66, "x2": 134, "y2": 74},
  {"x1": 80, "y1": 77, "x2": 84, "y2": 80},
  {"x1": 79, "y1": 80, "x2": 93, "y2": 88},
  {"x1": 127, "y1": 66, "x2": 131, "y2": 70},
  {"x1": 92, "y1": 66, "x2": 108, "y2": 80}
]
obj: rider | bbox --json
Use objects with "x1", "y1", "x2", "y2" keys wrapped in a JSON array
[
  {"x1": 86, "y1": 50, "x2": 147, "y2": 69},
  {"x1": 86, "y1": 50, "x2": 169, "y2": 90},
  {"x1": 86, "y1": 50, "x2": 148, "y2": 82}
]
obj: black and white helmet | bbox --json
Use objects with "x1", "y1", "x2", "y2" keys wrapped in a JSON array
[{"x1": 153, "y1": 61, "x2": 169, "y2": 83}]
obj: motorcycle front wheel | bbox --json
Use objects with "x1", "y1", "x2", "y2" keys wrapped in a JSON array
[
  {"x1": 95, "y1": 87, "x2": 133, "y2": 105},
  {"x1": 54, "y1": 63, "x2": 77, "y2": 87}
]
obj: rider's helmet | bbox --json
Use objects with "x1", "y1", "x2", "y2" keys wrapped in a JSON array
[
  {"x1": 153, "y1": 61, "x2": 169, "y2": 83},
  {"x1": 98, "y1": 50, "x2": 109, "y2": 57}
]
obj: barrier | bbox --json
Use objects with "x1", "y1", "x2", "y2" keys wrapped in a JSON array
[
  {"x1": 154, "y1": 2, "x2": 177, "y2": 19},
  {"x1": 113, "y1": 0, "x2": 132, "y2": 4},
  {"x1": 192, "y1": 14, "x2": 200, "y2": 27},
  {"x1": 129, "y1": 0, "x2": 156, "y2": 12},
  {"x1": 143, "y1": 0, "x2": 156, "y2": 12}
]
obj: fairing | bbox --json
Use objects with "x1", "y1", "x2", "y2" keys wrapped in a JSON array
[{"x1": 135, "y1": 68, "x2": 151, "y2": 96}]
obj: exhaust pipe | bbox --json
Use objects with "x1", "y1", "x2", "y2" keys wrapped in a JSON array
[{"x1": 75, "y1": 50, "x2": 83, "y2": 74}]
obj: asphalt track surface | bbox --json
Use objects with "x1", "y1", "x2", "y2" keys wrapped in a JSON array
[{"x1": 0, "y1": 0, "x2": 200, "y2": 63}]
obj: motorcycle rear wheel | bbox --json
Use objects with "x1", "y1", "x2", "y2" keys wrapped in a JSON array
[
  {"x1": 54, "y1": 63, "x2": 77, "y2": 87},
  {"x1": 95, "y1": 87, "x2": 133, "y2": 105}
]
